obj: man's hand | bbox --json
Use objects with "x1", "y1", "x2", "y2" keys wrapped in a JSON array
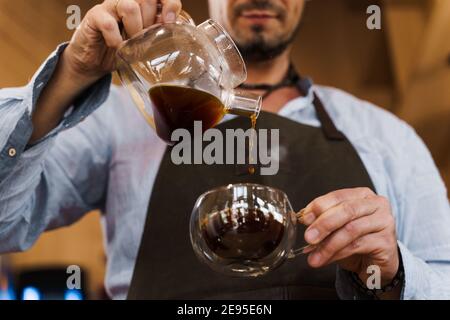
[
  {"x1": 65, "y1": 0, "x2": 182, "y2": 83},
  {"x1": 31, "y1": 0, "x2": 182, "y2": 143},
  {"x1": 300, "y1": 188, "x2": 399, "y2": 288}
]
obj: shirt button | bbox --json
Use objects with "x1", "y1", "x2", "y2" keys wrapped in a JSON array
[{"x1": 8, "y1": 147, "x2": 17, "y2": 157}]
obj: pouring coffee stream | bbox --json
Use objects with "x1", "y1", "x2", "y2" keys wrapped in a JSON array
[{"x1": 239, "y1": 63, "x2": 301, "y2": 174}]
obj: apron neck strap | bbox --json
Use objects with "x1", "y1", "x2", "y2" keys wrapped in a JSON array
[
  {"x1": 239, "y1": 63, "x2": 346, "y2": 141},
  {"x1": 239, "y1": 64, "x2": 300, "y2": 99}
]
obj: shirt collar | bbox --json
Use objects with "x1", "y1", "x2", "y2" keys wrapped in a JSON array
[{"x1": 278, "y1": 78, "x2": 315, "y2": 116}]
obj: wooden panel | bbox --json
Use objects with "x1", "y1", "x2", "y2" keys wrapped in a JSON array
[
  {"x1": 293, "y1": 0, "x2": 395, "y2": 109},
  {"x1": 416, "y1": 0, "x2": 450, "y2": 75},
  {"x1": 0, "y1": 0, "x2": 101, "y2": 86},
  {"x1": 383, "y1": 0, "x2": 427, "y2": 96}
]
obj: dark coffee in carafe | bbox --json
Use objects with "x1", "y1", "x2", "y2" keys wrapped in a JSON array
[{"x1": 149, "y1": 85, "x2": 226, "y2": 144}]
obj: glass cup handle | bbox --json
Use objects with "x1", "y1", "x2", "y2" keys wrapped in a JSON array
[{"x1": 288, "y1": 211, "x2": 317, "y2": 258}]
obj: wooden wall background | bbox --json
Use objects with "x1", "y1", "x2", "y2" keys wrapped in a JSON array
[{"x1": 1, "y1": 0, "x2": 449, "y2": 299}]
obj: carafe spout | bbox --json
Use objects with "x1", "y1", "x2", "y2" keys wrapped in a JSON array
[{"x1": 223, "y1": 89, "x2": 262, "y2": 118}]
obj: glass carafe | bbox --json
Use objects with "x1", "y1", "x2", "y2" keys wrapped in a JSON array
[{"x1": 116, "y1": 11, "x2": 261, "y2": 144}]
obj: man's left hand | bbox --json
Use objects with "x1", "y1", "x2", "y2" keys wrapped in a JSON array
[{"x1": 300, "y1": 187, "x2": 399, "y2": 286}]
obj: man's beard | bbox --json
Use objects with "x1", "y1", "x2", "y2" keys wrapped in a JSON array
[
  {"x1": 236, "y1": 25, "x2": 299, "y2": 63},
  {"x1": 232, "y1": 0, "x2": 301, "y2": 63}
]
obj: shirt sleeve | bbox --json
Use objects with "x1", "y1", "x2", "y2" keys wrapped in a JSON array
[
  {"x1": 394, "y1": 125, "x2": 450, "y2": 299},
  {"x1": 336, "y1": 122, "x2": 450, "y2": 300},
  {"x1": 0, "y1": 43, "x2": 113, "y2": 253}
]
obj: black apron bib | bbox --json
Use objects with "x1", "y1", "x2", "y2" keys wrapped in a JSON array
[{"x1": 127, "y1": 79, "x2": 376, "y2": 300}]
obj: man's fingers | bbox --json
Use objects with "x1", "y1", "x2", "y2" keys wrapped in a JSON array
[
  {"x1": 137, "y1": 0, "x2": 158, "y2": 27},
  {"x1": 301, "y1": 187, "x2": 375, "y2": 225},
  {"x1": 330, "y1": 231, "x2": 397, "y2": 269},
  {"x1": 160, "y1": 0, "x2": 182, "y2": 22},
  {"x1": 105, "y1": 0, "x2": 181, "y2": 36},
  {"x1": 306, "y1": 213, "x2": 388, "y2": 267},
  {"x1": 304, "y1": 196, "x2": 382, "y2": 245},
  {"x1": 329, "y1": 234, "x2": 380, "y2": 263},
  {"x1": 86, "y1": 5, "x2": 123, "y2": 48},
  {"x1": 115, "y1": 0, "x2": 144, "y2": 37}
]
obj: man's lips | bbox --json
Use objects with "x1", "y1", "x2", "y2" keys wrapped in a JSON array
[{"x1": 240, "y1": 10, "x2": 279, "y2": 22}]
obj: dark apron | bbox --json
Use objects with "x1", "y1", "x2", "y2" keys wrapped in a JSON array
[{"x1": 127, "y1": 78, "x2": 376, "y2": 300}]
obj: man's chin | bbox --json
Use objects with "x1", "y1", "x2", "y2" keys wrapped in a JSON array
[
  {"x1": 234, "y1": 31, "x2": 294, "y2": 63},
  {"x1": 234, "y1": 30, "x2": 279, "y2": 48},
  {"x1": 236, "y1": 42, "x2": 287, "y2": 63}
]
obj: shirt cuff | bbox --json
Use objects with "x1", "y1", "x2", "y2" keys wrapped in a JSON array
[
  {"x1": 397, "y1": 240, "x2": 429, "y2": 300},
  {"x1": 336, "y1": 241, "x2": 427, "y2": 300},
  {"x1": 336, "y1": 243, "x2": 409, "y2": 300}
]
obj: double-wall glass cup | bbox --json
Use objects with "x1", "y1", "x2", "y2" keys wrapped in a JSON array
[{"x1": 190, "y1": 183, "x2": 311, "y2": 277}]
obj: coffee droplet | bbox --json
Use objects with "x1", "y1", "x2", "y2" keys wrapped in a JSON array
[{"x1": 248, "y1": 114, "x2": 257, "y2": 174}]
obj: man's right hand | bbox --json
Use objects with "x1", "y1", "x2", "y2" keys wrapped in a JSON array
[
  {"x1": 30, "y1": 0, "x2": 182, "y2": 143},
  {"x1": 65, "y1": 0, "x2": 182, "y2": 84}
]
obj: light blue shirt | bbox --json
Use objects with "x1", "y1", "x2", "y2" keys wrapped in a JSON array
[{"x1": 1, "y1": 45, "x2": 449, "y2": 300}]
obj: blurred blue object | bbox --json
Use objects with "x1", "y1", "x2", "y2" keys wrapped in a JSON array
[
  {"x1": 64, "y1": 289, "x2": 83, "y2": 300},
  {"x1": 22, "y1": 287, "x2": 41, "y2": 300},
  {"x1": 0, "y1": 256, "x2": 15, "y2": 300},
  {"x1": 17, "y1": 267, "x2": 87, "y2": 300}
]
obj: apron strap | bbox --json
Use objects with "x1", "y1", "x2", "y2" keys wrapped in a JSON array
[
  {"x1": 313, "y1": 92, "x2": 346, "y2": 141},
  {"x1": 296, "y1": 76, "x2": 345, "y2": 141}
]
